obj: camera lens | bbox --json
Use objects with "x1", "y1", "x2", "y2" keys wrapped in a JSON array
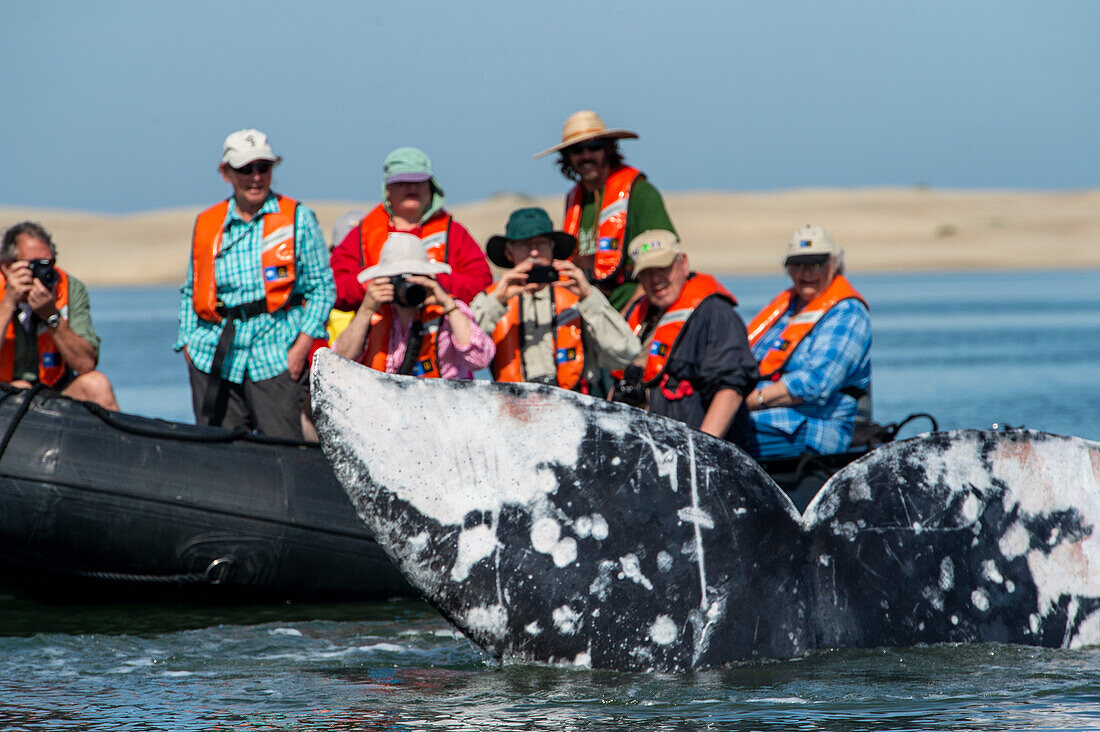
[{"x1": 393, "y1": 275, "x2": 428, "y2": 308}]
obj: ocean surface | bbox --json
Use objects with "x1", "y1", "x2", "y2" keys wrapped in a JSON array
[{"x1": 3, "y1": 269, "x2": 1100, "y2": 731}]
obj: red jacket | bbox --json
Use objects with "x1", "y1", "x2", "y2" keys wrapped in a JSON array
[{"x1": 330, "y1": 213, "x2": 491, "y2": 310}]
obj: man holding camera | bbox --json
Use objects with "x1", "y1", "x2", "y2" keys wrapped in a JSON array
[
  {"x1": 0, "y1": 222, "x2": 119, "y2": 410},
  {"x1": 616, "y1": 230, "x2": 756, "y2": 447},
  {"x1": 471, "y1": 207, "x2": 639, "y2": 395}
]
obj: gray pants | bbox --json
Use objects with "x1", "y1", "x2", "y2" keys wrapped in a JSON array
[{"x1": 188, "y1": 361, "x2": 306, "y2": 441}]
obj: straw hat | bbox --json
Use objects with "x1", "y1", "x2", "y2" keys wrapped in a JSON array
[{"x1": 533, "y1": 110, "x2": 638, "y2": 159}]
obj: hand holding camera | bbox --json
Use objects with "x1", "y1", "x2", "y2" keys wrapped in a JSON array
[
  {"x1": 552, "y1": 259, "x2": 592, "y2": 300},
  {"x1": 2, "y1": 259, "x2": 60, "y2": 317},
  {"x1": 362, "y1": 273, "x2": 447, "y2": 313}
]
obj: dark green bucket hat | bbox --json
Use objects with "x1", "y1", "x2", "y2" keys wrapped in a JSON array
[{"x1": 486, "y1": 207, "x2": 576, "y2": 268}]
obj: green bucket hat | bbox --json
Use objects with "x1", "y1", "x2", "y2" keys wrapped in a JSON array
[
  {"x1": 486, "y1": 208, "x2": 576, "y2": 268},
  {"x1": 380, "y1": 146, "x2": 444, "y2": 204}
]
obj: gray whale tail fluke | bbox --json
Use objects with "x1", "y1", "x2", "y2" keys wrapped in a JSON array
[{"x1": 311, "y1": 349, "x2": 1100, "y2": 672}]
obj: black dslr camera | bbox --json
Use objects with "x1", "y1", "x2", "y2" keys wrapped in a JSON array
[
  {"x1": 613, "y1": 365, "x2": 647, "y2": 408},
  {"x1": 391, "y1": 274, "x2": 428, "y2": 308},
  {"x1": 29, "y1": 259, "x2": 59, "y2": 289}
]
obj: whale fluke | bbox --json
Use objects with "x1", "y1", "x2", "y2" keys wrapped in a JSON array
[{"x1": 311, "y1": 349, "x2": 1100, "y2": 672}]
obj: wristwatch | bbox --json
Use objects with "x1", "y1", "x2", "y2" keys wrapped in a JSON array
[{"x1": 45, "y1": 313, "x2": 62, "y2": 329}]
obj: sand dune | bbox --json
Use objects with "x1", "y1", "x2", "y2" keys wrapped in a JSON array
[{"x1": 2, "y1": 187, "x2": 1098, "y2": 286}]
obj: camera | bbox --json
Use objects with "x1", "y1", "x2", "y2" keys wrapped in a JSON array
[
  {"x1": 526, "y1": 264, "x2": 557, "y2": 284},
  {"x1": 29, "y1": 259, "x2": 59, "y2": 289},
  {"x1": 613, "y1": 366, "x2": 647, "y2": 408},
  {"x1": 391, "y1": 274, "x2": 428, "y2": 308}
]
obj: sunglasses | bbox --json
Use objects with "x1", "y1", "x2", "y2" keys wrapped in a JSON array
[
  {"x1": 231, "y1": 161, "x2": 273, "y2": 175},
  {"x1": 786, "y1": 259, "x2": 828, "y2": 272},
  {"x1": 565, "y1": 140, "x2": 607, "y2": 156}
]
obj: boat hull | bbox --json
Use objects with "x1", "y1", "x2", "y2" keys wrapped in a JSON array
[{"x1": 0, "y1": 386, "x2": 413, "y2": 602}]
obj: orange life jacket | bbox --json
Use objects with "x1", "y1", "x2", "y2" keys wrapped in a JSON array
[
  {"x1": 358, "y1": 203, "x2": 451, "y2": 268},
  {"x1": 486, "y1": 282, "x2": 586, "y2": 391},
  {"x1": 621, "y1": 273, "x2": 735, "y2": 386},
  {"x1": 362, "y1": 304, "x2": 445, "y2": 378},
  {"x1": 191, "y1": 195, "x2": 298, "y2": 322},
  {"x1": 0, "y1": 268, "x2": 71, "y2": 386},
  {"x1": 747, "y1": 274, "x2": 868, "y2": 379},
  {"x1": 563, "y1": 165, "x2": 642, "y2": 284}
]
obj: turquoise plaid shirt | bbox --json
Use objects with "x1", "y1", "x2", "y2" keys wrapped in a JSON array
[{"x1": 176, "y1": 194, "x2": 335, "y2": 383}]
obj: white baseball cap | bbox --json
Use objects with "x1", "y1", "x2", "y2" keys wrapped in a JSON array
[
  {"x1": 784, "y1": 225, "x2": 839, "y2": 264},
  {"x1": 221, "y1": 129, "x2": 280, "y2": 168}
]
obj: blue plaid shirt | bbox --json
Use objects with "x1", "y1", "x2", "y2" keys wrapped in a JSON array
[
  {"x1": 750, "y1": 297, "x2": 871, "y2": 454},
  {"x1": 175, "y1": 195, "x2": 335, "y2": 383}
]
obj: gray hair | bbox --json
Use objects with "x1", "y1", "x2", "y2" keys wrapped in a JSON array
[{"x1": 2, "y1": 221, "x2": 58, "y2": 262}]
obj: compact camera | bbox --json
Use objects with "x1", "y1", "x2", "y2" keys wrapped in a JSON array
[
  {"x1": 29, "y1": 259, "x2": 59, "y2": 289},
  {"x1": 391, "y1": 274, "x2": 428, "y2": 308},
  {"x1": 526, "y1": 264, "x2": 558, "y2": 284}
]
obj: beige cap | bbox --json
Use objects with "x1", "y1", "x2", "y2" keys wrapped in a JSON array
[
  {"x1": 533, "y1": 110, "x2": 638, "y2": 159},
  {"x1": 222, "y1": 129, "x2": 280, "y2": 168},
  {"x1": 629, "y1": 229, "x2": 684, "y2": 275},
  {"x1": 784, "y1": 225, "x2": 838, "y2": 263}
]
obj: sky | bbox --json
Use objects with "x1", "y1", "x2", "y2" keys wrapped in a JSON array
[{"x1": 3, "y1": 1, "x2": 1097, "y2": 213}]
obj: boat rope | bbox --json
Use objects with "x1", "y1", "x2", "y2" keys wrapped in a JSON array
[
  {"x1": 75, "y1": 557, "x2": 233, "y2": 585},
  {"x1": 0, "y1": 383, "x2": 47, "y2": 463}
]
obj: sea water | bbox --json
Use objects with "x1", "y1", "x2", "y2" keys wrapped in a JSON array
[{"x1": 2, "y1": 269, "x2": 1099, "y2": 730}]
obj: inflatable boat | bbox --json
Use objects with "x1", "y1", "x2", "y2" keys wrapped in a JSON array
[{"x1": 0, "y1": 384, "x2": 413, "y2": 603}]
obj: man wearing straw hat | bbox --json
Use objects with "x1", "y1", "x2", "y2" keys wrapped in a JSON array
[{"x1": 535, "y1": 110, "x2": 677, "y2": 312}]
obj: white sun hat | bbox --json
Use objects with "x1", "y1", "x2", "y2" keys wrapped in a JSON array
[{"x1": 357, "y1": 233, "x2": 452, "y2": 283}]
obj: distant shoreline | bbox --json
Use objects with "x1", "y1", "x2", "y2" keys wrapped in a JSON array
[{"x1": 2, "y1": 187, "x2": 1098, "y2": 286}]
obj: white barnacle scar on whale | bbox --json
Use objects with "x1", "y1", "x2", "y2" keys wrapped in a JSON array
[{"x1": 315, "y1": 349, "x2": 592, "y2": 525}]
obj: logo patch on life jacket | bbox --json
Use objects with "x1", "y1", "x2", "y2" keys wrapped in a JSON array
[
  {"x1": 41, "y1": 352, "x2": 59, "y2": 367},
  {"x1": 555, "y1": 347, "x2": 578, "y2": 364},
  {"x1": 771, "y1": 338, "x2": 790, "y2": 352},
  {"x1": 649, "y1": 341, "x2": 669, "y2": 357},
  {"x1": 413, "y1": 358, "x2": 435, "y2": 376},
  {"x1": 264, "y1": 265, "x2": 289, "y2": 282},
  {"x1": 597, "y1": 237, "x2": 619, "y2": 252}
]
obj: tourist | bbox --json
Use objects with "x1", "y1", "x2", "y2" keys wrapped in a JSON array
[
  {"x1": 470, "y1": 208, "x2": 639, "y2": 395},
  {"x1": 616, "y1": 230, "x2": 756, "y2": 447},
  {"x1": 177, "y1": 129, "x2": 335, "y2": 440},
  {"x1": 534, "y1": 110, "x2": 677, "y2": 311},
  {"x1": 0, "y1": 222, "x2": 120, "y2": 410},
  {"x1": 333, "y1": 233, "x2": 493, "y2": 378},
  {"x1": 745, "y1": 225, "x2": 871, "y2": 459},
  {"x1": 329, "y1": 147, "x2": 491, "y2": 312}
]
